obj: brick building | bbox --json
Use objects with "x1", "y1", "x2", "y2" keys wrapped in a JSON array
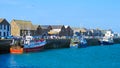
[{"x1": 10, "y1": 19, "x2": 36, "y2": 36}]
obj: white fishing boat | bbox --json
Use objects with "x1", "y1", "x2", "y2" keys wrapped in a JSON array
[
  {"x1": 99, "y1": 30, "x2": 114, "y2": 45},
  {"x1": 99, "y1": 36, "x2": 114, "y2": 45},
  {"x1": 23, "y1": 35, "x2": 47, "y2": 52}
]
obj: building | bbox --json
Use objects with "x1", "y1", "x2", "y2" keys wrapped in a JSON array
[
  {"x1": 114, "y1": 33, "x2": 120, "y2": 38},
  {"x1": 104, "y1": 30, "x2": 114, "y2": 37},
  {"x1": 48, "y1": 25, "x2": 73, "y2": 36},
  {"x1": 72, "y1": 27, "x2": 87, "y2": 36},
  {"x1": 0, "y1": 18, "x2": 11, "y2": 37},
  {"x1": 48, "y1": 25, "x2": 63, "y2": 35},
  {"x1": 88, "y1": 29, "x2": 103, "y2": 36},
  {"x1": 65, "y1": 26, "x2": 73, "y2": 36},
  {"x1": 36, "y1": 25, "x2": 73, "y2": 36},
  {"x1": 10, "y1": 19, "x2": 36, "y2": 36},
  {"x1": 59, "y1": 25, "x2": 73, "y2": 36},
  {"x1": 35, "y1": 25, "x2": 52, "y2": 36},
  {"x1": 79, "y1": 28, "x2": 88, "y2": 35},
  {"x1": 11, "y1": 19, "x2": 73, "y2": 37}
]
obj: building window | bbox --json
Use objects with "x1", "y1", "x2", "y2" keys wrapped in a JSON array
[
  {"x1": 20, "y1": 30, "x2": 24, "y2": 36},
  {"x1": 0, "y1": 25, "x2": 2, "y2": 29},
  {"x1": 7, "y1": 25, "x2": 9, "y2": 31},
  {"x1": 4, "y1": 32, "x2": 6, "y2": 36},
  {"x1": 0, "y1": 32, "x2": 1, "y2": 36},
  {"x1": 4, "y1": 25, "x2": 6, "y2": 30},
  {"x1": 7, "y1": 32, "x2": 9, "y2": 36}
]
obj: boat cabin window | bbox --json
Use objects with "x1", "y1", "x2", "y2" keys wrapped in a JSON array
[{"x1": 26, "y1": 36, "x2": 33, "y2": 40}]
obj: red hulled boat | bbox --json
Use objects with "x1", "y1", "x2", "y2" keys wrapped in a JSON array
[
  {"x1": 10, "y1": 35, "x2": 47, "y2": 54},
  {"x1": 23, "y1": 35, "x2": 46, "y2": 52}
]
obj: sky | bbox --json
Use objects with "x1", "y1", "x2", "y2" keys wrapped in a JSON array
[{"x1": 0, "y1": 0, "x2": 120, "y2": 33}]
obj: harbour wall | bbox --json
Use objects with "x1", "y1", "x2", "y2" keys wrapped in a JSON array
[
  {"x1": 0, "y1": 39, "x2": 12, "y2": 54},
  {"x1": 113, "y1": 38, "x2": 120, "y2": 44},
  {"x1": 0, "y1": 38, "x2": 120, "y2": 54},
  {"x1": 44, "y1": 39, "x2": 70, "y2": 49},
  {"x1": 45, "y1": 38, "x2": 120, "y2": 49},
  {"x1": 86, "y1": 38, "x2": 100, "y2": 46}
]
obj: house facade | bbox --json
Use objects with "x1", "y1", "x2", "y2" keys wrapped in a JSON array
[
  {"x1": 36, "y1": 25, "x2": 73, "y2": 36},
  {"x1": 72, "y1": 27, "x2": 87, "y2": 36},
  {"x1": 48, "y1": 25, "x2": 63, "y2": 35},
  {"x1": 59, "y1": 25, "x2": 73, "y2": 36},
  {"x1": 88, "y1": 29, "x2": 103, "y2": 36},
  {"x1": 35, "y1": 25, "x2": 52, "y2": 36},
  {"x1": 48, "y1": 25, "x2": 73, "y2": 36},
  {"x1": 0, "y1": 18, "x2": 11, "y2": 37},
  {"x1": 11, "y1": 19, "x2": 36, "y2": 36}
]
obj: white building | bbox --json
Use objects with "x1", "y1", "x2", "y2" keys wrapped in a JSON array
[
  {"x1": 105, "y1": 30, "x2": 114, "y2": 37},
  {"x1": 114, "y1": 33, "x2": 120, "y2": 38},
  {"x1": 0, "y1": 18, "x2": 11, "y2": 37}
]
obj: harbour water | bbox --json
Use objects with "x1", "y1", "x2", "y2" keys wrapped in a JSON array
[{"x1": 1, "y1": 44, "x2": 120, "y2": 68}]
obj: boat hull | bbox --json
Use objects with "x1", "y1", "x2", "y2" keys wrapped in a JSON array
[
  {"x1": 99, "y1": 41, "x2": 114, "y2": 45},
  {"x1": 78, "y1": 44, "x2": 87, "y2": 48},
  {"x1": 70, "y1": 44, "x2": 78, "y2": 48},
  {"x1": 70, "y1": 43, "x2": 87, "y2": 48},
  {"x1": 23, "y1": 45, "x2": 44, "y2": 52},
  {"x1": 10, "y1": 46, "x2": 23, "y2": 54}
]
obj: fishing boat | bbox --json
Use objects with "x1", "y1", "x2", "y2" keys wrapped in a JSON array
[
  {"x1": 10, "y1": 45, "x2": 23, "y2": 54},
  {"x1": 10, "y1": 35, "x2": 47, "y2": 54},
  {"x1": 70, "y1": 36, "x2": 87, "y2": 48},
  {"x1": 23, "y1": 35, "x2": 46, "y2": 52},
  {"x1": 10, "y1": 39, "x2": 23, "y2": 54},
  {"x1": 70, "y1": 37, "x2": 79, "y2": 48},
  {"x1": 99, "y1": 30, "x2": 114, "y2": 45},
  {"x1": 99, "y1": 36, "x2": 114, "y2": 45},
  {"x1": 79, "y1": 37, "x2": 87, "y2": 48}
]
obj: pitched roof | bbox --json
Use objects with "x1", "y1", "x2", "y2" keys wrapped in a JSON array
[
  {"x1": 41, "y1": 25, "x2": 50, "y2": 29},
  {"x1": 0, "y1": 18, "x2": 10, "y2": 25},
  {"x1": 32, "y1": 25, "x2": 50, "y2": 29},
  {"x1": 13, "y1": 19, "x2": 35, "y2": 30},
  {"x1": 50, "y1": 25, "x2": 63, "y2": 29},
  {"x1": 71, "y1": 27, "x2": 80, "y2": 30},
  {"x1": 33, "y1": 25, "x2": 39, "y2": 30},
  {"x1": 32, "y1": 25, "x2": 63, "y2": 30},
  {"x1": 0, "y1": 18, "x2": 4, "y2": 23}
]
